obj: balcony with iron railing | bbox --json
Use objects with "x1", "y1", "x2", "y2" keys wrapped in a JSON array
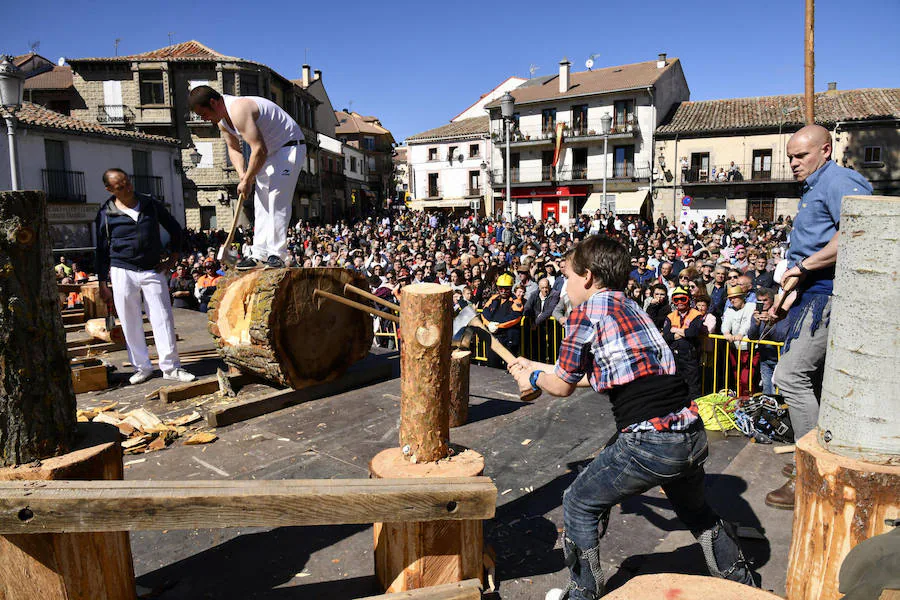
[
  {"x1": 43, "y1": 169, "x2": 87, "y2": 203},
  {"x1": 492, "y1": 118, "x2": 640, "y2": 147},
  {"x1": 296, "y1": 170, "x2": 320, "y2": 191},
  {"x1": 96, "y1": 105, "x2": 134, "y2": 126},
  {"x1": 130, "y1": 174, "x2": 165, "y2": 200},
  {"x1": 492, "y1": 163, "x2": 651, "y2": 185},
  {"x1": 680, "y1": 162, "x2": 794, "y2": 185}
]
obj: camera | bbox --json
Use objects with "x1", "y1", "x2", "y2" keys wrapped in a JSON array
[{"x1": 756, "y1": 300, "x2": 765, "y2": 312}]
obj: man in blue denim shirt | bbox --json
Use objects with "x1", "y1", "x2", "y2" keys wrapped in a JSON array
[{"x1": 765, "y1": 125, "x2": 872, "y2": 510}]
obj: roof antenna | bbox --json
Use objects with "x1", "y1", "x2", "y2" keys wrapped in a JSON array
[
  {"x1": 585, "y1": 53, "x2": 600, "y2": 70},
  {"x1": 168, "y1": 32, "x2": 175, "y2": 45},
  {"x1": 114, "y1": 38, "x2": 122, "y2": 56},
  {"x1": 304, "y1": 48, "x2": 309, "y2": 64},
  {"x1": 348, "y1": 100, "x2": 353, "y2": 113},
  {"x1": 529, "y1": 64, "x2": 540, "y2": 78},
  {"x1": 28, "y1": 40, "x2": 40, "y2": 54}
]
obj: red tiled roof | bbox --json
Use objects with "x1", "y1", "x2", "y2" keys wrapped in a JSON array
[
  {"x1": 406, "y1": 116, "x2": 489, "y2": 142},
  {"x1": 484, "y1": 59, "x2": 680, "y2": 108},
  {"x1": 335, "y1": 110, "x2": 390, "y2": 136},
  {"x1": 69, "y1": 40, "x2": 251, "y2": 64},
  {"x1": 0, "y1": 102, "x2": 180, "y2": 146},
  {"x1": 24, "y1": 66, "x2": 73, "y2": 90},
  {"x1": 657, "y1": 88, "x2": 900, "y2": 134}
]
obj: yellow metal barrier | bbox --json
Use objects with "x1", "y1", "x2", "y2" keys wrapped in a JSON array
[{"x1": 701, "y1": 334, "x2": 783, "y2": 397}]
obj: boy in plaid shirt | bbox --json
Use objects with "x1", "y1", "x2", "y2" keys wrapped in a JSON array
[{"x1": 510, "y1": 235, "x2": 756, "y2": 600}]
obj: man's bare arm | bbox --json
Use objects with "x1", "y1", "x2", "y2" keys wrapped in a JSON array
[
  {"x1": 229, "y1": 99, "x2": 268, "y2": 197},
  {"x1": 221, "y1": 127, "x2": 246, "y2": 179}
]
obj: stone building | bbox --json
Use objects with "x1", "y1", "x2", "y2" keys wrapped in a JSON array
[
  {"x1": 66, "y1": 40, "x2": 320, "y2": 231},
  {"x1": 654, "y1": 86, "x2": 900, "y2": 224},
  {"x1": 334, "y1": 109, "x2": 396, "y2": 216}
]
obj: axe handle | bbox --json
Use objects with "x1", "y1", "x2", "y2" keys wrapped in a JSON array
[
  {"x1": 344, "y1": 283, "x2": 401, "y2": 312},
  {"x1": 469, "y1": 317, "x2": 541, "y2": 402},
  {"x1": 313, "y1": 288, "x2": 400, "y2": 323},
  {"x1": 217, "y1": 193, "x2": 245, "y2": 263}
]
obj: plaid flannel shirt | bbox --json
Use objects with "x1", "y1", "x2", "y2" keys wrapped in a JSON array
[{"x1": 554, "y1": 290, "x2": 699, "y2": 432}]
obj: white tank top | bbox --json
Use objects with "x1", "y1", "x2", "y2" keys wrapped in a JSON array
[{"x1": 221, "y1": 95, "x2": 303, "y2": 152}]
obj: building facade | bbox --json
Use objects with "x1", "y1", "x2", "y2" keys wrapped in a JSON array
[
  {"x1": 0, "y1": 102, "x2": 182, "y2": 255},
  {"x1": 335, "y1": 110, "x2": 395, "y2": 215},
  {"x1": 485, "y1": 54, "x2": 689, "y2": 226},
  {"x1": 655, "y1": 86, "x2": 900, "y2": 224},
  {"x1": 66, "y1": 40, "x2": 320, "y2": 231}
]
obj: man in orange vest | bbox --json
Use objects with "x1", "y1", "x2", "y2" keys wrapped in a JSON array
[
  {"x1": 662, "y1": 287, "x2": 704, "y2": 399},
  {"x1": 481, "y1": 273, "x2": 524, "y2": 368}
]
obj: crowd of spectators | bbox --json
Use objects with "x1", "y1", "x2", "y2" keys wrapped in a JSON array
[{"x1": 57, "y1": 206, "x2": 792, "y2": 393}]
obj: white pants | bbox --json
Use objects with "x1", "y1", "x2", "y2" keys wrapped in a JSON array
[
  {"x1": 251, "y1": 144, "x2": 304, "y2": 261},
  {"x1": 110, "y1": 267, "x2": 180, "y2": 373}
]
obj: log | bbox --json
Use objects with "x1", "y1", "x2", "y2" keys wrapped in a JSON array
[
  {"x1": 0, "y1": 191, "x2": 76, "y2": 466},
  {"x1": 600, "y1": 573, "x2": 782, "y2": 599},
  {"x1": 0, "y1": 476, "x2": 497, "y2": 533},
  {"x1": 449, "y1": 350, "x2": 471, "y2": 428},
  {"x1": 786, "y1": 431, "x2": 900, "y2": 600},
  {"x1": 355, "y1": 579, "x2": 482, "y2": 600},
  {"x1": 370, "y1": 447, "x2": 487, "y2": 593},
  {"x1": 85, "y1": 317, "x2": 125, "y2": 344},
  {"x1": 399, "y1": 283, "x2": 453, "y2": 463},
  {"x1": 207, "y1": 267, "x2": 373, "y2": 389},
  {"x1": 0, "y1": 422, "x2": 135, "y2": 600}
]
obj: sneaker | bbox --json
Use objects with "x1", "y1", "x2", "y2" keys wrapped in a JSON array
[
  {"x1": 236, "y1": 257, "x2": 263, "y2": 271},
  {"x1": 163, "y1": 368, "x2": 197, "y2": 383},
  {"x1": 545, "y1": 589, "x2": 566, "y2": 600},
  {"x1": 129, "y1": 370, "x2": 154, "y2": 385},
  {"x1": 264, "y1": 255, "x2": 285, "y2": 269}
]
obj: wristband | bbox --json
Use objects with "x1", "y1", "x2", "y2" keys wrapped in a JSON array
[{"x1": 529, "y1": 370, "x2": 544, "y2": 391}]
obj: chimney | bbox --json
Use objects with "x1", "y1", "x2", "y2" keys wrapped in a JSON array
[
  {"x1": 657, "y1": 53, "x2": 667, "y2": 68},
  {"x1": 301, "y1": 64, "x2": 311, "y2": 88},
  {"x1": 559, "y1": 57, "x2": 571, "y2": 94},
  {"x1": 313, "y1": 69, "x2": 321, "y2": 82},
  {"x1": 827, "y1": 81, "x2": 837, "y2": 92}
]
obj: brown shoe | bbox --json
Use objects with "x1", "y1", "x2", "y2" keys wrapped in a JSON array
[
  {"x1": 765, "y1": 478, "x2": 796, "y2": 510},
  {"x1": 781, "y1": 463, "x2": 796, "y2": 478}
]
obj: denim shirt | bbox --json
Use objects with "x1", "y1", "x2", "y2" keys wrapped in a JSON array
[{"x1": 786, "y1": 160, "x2": 872, "y2": 295}]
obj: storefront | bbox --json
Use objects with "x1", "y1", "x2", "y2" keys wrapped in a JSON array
[
  {"x1": 504, "y1": 185, "x2": 589, "y2": 228},
  {"x1": 47, "y1": 202, "x2": 100, "y2": 257}
]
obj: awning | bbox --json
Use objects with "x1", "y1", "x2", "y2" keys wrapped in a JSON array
[
  {"x1": 581, "y1": 189, "x2": 649, "y2": 215},
  {"x1": 503, "y1": 185, "x2": 589, "y2": 199},
  {"x1": 408, "y1": 198, "x2": 473, "y2": 211}
]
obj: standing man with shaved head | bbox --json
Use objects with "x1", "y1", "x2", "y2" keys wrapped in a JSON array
[
  {"x1": 765, "y1": 124, "x2": 872, "y2": 510},
  {"x1": 189, "y1": 85, "x2": 304, "y2": 270}
]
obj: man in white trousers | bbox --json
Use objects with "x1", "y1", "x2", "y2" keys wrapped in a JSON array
[
  {"x1": 95, "y1": 169, "x2": 196, "y2": 385},
  {"x1": 189, "y1": 85, "x2": 305, "y2": 270}
]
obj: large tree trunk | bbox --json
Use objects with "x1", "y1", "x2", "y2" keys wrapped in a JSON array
[
  {"x1": 0, "y1": 191, "x2": 75, "y2": 467},
  {"x1": 207, "y1": 267, "x2": 373, "y2": 389},
  {"x1": 399, "y1": 283, "x2": 452, "y2": 463}
]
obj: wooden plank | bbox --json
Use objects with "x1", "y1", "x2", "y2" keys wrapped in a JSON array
[
  {"x1": 159, "y1": 378, "x2": 220, "y2": 403},
  {"x1": 354, "y1": 579, "x2": 482, "y2": 600},
  {"x1": 62, "y1": 312, "x2": 86, "y2": 325},
  {"x1": 71, "y1": 364, "x2": 108, "y2": 394},
  {"x1": 0, "y1": 477, "x2": 497, "y2": 533},
  {"x1": 67, "y1": 335, "x2": 155, "y2": 358},
  {"x1": 207, "y1": 355, "x2": 397, "y2": 428}
]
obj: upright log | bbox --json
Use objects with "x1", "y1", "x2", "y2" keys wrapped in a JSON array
[
  {"x1": 0, "y1": 191, "x2": 75, "y2": 466},
  {"x1": 399, "y1": 283, "x2": 452, "y2": 463},
  {"x1": 448, "y1": 350, "x2": 471, "y2": 428}
]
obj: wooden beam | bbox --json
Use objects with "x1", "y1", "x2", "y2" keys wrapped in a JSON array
[
  {"x1": 158, "y1": 374, "x2": 252, "y2": 403},
  {"x1": 354, "y1": 579, "x2": 482, "y2": 600},
  {"x1": 0, "y1": 477, "x2": 496, "y2": 534},
  {"x1": 805, "y1": 0, "x2": 815, "y2": 124}
]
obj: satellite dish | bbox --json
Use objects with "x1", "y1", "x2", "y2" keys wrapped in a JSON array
[
  {"x1": 57, "y1": 57, "x2": 66, "y2": 66},
  {"x1": 585, "y1": 58, "x2": 594, "y2": 70}
]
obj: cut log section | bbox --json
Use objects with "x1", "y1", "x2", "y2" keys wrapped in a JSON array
[
  {"x1": 84, "y1": 317, "x2": 125, "y2": 344},
  {"x1": 207, "y1": 268, "x2": 373, "y2": 389}
]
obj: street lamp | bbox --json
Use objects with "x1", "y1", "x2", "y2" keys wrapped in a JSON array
[
  {"x1": 0, "y1": 56, "x2": 26, "y2": 191},
  {"x1": 600, "y1": 112, "x2": 612, "y2": 214},
  {"x1": 500, "y1": 91, "x2": 515, "y2": 223},
  {"x1": 180, "y1": 146, "x2": 202, "y2": 173}
]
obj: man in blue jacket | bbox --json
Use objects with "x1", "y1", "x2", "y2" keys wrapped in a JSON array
[{"x1": 95, "y1": 169, "x2": 196, "y2": 385}]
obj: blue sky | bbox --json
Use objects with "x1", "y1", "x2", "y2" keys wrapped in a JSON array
[{"x1": 5, "y1": 0, "x2": 897, "y2": 142}]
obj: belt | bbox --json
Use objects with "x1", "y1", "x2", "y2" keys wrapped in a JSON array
[{"x1": 282, "y1": 140, "x2": 301, "y2": 148}]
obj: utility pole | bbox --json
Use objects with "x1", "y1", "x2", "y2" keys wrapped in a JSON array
[
  {"x1": 114, "y1": 38, "x2": 121, "y2": 57},
  {"x1": 804, "y1": 0, "x2": 815, "y2": 124}
]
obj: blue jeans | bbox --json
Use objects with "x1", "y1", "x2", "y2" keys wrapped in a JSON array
[
  {"x1": 759, "y1": 358, "x2": 777, "y2": 395},
  {"x1": 561, "y1": 424, "x2": 752, "y2": 598}
]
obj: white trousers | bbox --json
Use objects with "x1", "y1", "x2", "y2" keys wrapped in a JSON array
[
  {"x1": 251, "y1": 144, "x2": 304, "y2": 261},
  {"x1": 110, "y1": 267, "x2": 180, "y2": 373}
]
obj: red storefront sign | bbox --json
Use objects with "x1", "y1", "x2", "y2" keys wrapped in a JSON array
[{"x1": 501, "y1": 186, "x2": 589, "y2": 199}]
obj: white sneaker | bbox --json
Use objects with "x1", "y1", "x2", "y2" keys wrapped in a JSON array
[
  {"x1": 163, "y1": 368, "x2": 197, "y2": 382},
  {"x1": 129, "y1": 370, "x2": 154, "y2": 385},
  {"x1": 545, "y1": 589, "x2": 566, "y2": 600}
]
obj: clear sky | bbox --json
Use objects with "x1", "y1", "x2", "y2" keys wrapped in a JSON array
[{"x1": 4, "y1": 0, "x2": 898, "y2": 143}]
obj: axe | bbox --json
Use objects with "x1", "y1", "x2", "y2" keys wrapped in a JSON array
[
  {"x1": 216, "y1": 193, "x2": 246, "y2": 267},
  {"x1": 452, "y1": 305, "x2": 541, "y2": 402}
]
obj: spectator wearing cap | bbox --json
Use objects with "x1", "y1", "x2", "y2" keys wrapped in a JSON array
[
  {"x1": 721, "y1": 285, "x2": 756, "y2": 394},
  {"x1": 662, "y1": 287, "x2": 705, "y2": 398},
  {"x1": 480, "y1": 273, "x2": 523, "y2": 368},
  {"x1": 196, "y1": 260, "x2": 222, "y2": 313}
]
